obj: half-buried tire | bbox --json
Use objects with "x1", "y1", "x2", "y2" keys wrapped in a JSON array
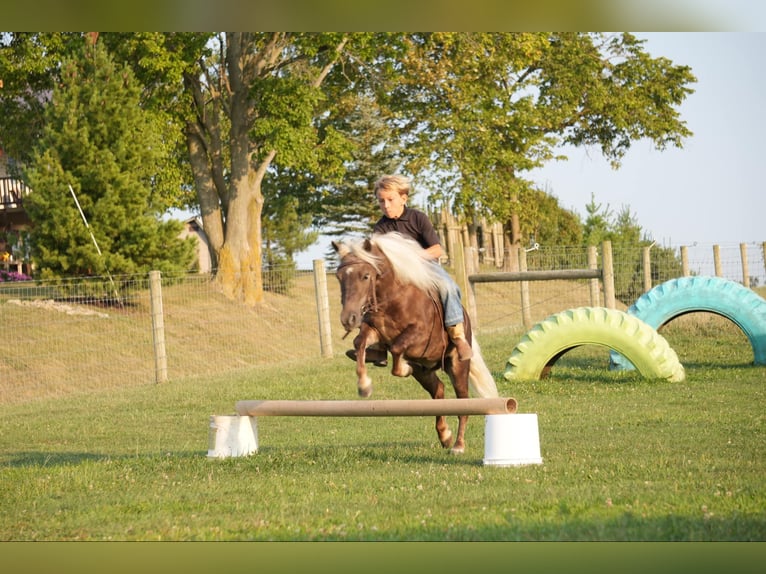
[
  {"x1": 610, "y1": 276, "x2": 766, "y2": 370},
  {"x1": 504, "y1": 307, "x2": 685, "y2": 382}
]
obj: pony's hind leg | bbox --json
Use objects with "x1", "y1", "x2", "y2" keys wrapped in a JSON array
[
  {"x1": 411, "y1": 367, "x2": 453, "y2": 449},
  {"x1": 445, "y1": 358, "x2": 472, "y2": 454}
]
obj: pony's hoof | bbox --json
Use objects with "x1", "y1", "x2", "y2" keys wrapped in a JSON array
[
  {"x1": 438, "y1": 430, "x2": 453, "y2": 449},
  {"x1": 357, "y1": 383, "x2": 373, "y2": 398},
  {"x1": 449, "y1": 444, "x2": 465, "y2": 455}
]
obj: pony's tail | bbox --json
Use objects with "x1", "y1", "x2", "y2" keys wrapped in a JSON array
[{"x1": 468, "y1": 337, "x2": 499, "y2": 398}]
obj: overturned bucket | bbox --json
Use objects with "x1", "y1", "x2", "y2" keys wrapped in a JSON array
[
  {"x1": 207, "y1": 415, "x2": 259, "y2": 458},
  {"x1": 483, "y1": 413, "x2": 543, "y2": 466}
]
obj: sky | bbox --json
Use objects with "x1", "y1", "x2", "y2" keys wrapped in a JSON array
[
  {"x1": 295, "y1": 32, "x2": 766, "y2": 266},
  {"x1": 529, "y1": 32, "x2": 765, "y2": 248}
]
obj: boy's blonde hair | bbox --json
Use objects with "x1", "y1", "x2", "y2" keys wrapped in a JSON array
[{"x1": 374, "y1": 174, "x2": 411, "y2": 198}]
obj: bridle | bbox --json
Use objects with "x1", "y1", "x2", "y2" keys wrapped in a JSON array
[{"x1": 336, "y1": 257, "x2": 383, "y2": 336}]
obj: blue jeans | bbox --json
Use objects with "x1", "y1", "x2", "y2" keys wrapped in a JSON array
[{"x1": 432, "y1": 263, "x2": 464, "y2": 327}]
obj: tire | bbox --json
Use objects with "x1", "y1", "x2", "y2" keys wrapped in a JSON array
[
  {"x1": 504, "y1": 307, "x2": 685, "y2": 382},
  {"x1": 610, "y1": 276, "x2": 766, "y2": 370}
]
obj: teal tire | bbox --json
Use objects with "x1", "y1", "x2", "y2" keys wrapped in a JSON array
[
  {"x1": 610, "y1": 276, "x2": 766, "y2": 370},
  {"x1": 504, "y1": 307, "x2": 685, "y2": 382}
]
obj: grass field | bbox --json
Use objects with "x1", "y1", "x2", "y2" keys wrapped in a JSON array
[{"x1": 1, "y1": 308, "x2": 764, "y2": 541}]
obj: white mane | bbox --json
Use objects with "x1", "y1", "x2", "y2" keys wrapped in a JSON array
[{"x1": 347, "y1": 232, "x2": 449, "y2": 294}]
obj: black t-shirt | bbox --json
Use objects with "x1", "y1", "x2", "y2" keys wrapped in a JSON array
[{"x1": 373, "y1": 206, "x2": 441, "y2": 250}]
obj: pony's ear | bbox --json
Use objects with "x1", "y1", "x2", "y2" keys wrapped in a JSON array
[
  {"x1": 363, "y1": 238, "x2": 373, "y2": 252},
  {"x1": 332, "y1": 241, "x2": 350, "y2": 258}
]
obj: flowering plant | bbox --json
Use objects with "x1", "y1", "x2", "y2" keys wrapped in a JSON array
[{"x1": 0, "y1": 269, "x2": 31, "y2": 282}]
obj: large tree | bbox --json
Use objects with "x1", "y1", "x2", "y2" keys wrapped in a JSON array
[
  {"x1": 23, "y1": 38, "x2": 195, "y2": 279},
  {"x1": 383, "y1": 33, "x2": 695, "y2": 269},
  {"x1": 178, "y1": 33, "x2": 360, "y2": 304}
]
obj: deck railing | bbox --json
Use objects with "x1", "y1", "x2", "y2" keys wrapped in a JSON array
[{"x1": 0, "y1": 176, "x2": 31, "y2": 210}]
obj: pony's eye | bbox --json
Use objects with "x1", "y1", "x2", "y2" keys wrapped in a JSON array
[{"x1": 363, "y1": 273, "x2": 371, "y2": 280}]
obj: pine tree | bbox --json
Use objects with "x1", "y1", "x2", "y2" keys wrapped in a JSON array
[{"x1": 24, "y1": 39, "x2": 195, "y2": 279}]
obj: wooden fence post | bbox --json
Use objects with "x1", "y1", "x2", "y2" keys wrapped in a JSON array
[
  {"x1": 763, "y1": 242, "x2": 766, "y2": 281},
  {"x1": 313, "y1": 259, "x2": 333, "y2": 358},
  {"x1": 461, "y1": 225, "x2": 477, "y2": 321},
  {"x1": 740, "y1": 243, "x2": 750, "y2": 288},
  {"x1": 493, "y1": 222, "x2": 504, "y2": 268},
  {"x1": 587, "y1": 245, "x2": 600, "y2": 306},
  {"x1": 519, "y1": 247, "x2": 532, "y2": 329},
  {"x1": 681, "y1": 245, "x2": 690, "y2": 277},
  {"x1": 642, "y1": 245, "x2": 652, "y2": 293},
  {"x1": 713, "y1": 244, "x2": 722, "y2": 277},
  {"x1": 601, "y1": 240, "x2": 616, "y2": 309},
  {"x1": 149, "y1": 270, "x2": 168, "y2": 384},
  {"x1": 450, "y1": 224, "x2": 468, "y2": 301}
]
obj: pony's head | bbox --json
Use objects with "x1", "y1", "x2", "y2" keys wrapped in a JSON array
[
  {"x1": 332, "y1": 233, "x2": 449, "y2": 332},
  {"x1": 332, "y1": 238, "x2": 385, "y2": 332}
]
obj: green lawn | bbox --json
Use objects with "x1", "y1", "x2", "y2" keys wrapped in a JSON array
[{"x1": 1, "y1": 315, "x2": 764, "y2": 541}]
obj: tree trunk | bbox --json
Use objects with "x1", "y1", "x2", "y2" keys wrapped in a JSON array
[
  {"x1": 185, "y1": 127, "x2": 224, "y2": 271},
  {"x1": 215, "y1": 33, "x2": 262, "y2": 304},
  {"x1": 187, "y1": 32, "x2": 347, "y2": 304}
]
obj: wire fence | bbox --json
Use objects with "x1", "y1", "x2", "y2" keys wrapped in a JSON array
[
  {"x1": 469, "y1": 241, "x2": 766, "y2": 335},
  {"x1": 1, "y1": 240, "x2": 764, "y2": 405}
]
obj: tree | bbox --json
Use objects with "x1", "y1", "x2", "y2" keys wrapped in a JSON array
[
  {"x1": 580, "y1": 194, "x2": 683, "y2": 303},
  {"x1": 309, "y1": 92, "x2": 403, "y2": 243},
  {"x1": 176, "y1": 33, "x2": 359, "y2": 303},
  {"x1": 384, "y1": 33, "x2": 695, "y2": 269},
  {"x1": 582, "y1": 193, "x2": 614, "y2": 246},
  {"x1": 110, "y1": 32, "x2": 380, "y2": 303},
  {"x1": 525, "y1": 187, "x2": 583, "y2": 247},
  {"x1": 23, "y1": 38, "x2": 195, "y2": 279}
]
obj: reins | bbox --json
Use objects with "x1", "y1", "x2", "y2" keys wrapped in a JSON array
[{"x1": 337, "y1": 257, "x2": 384, "y2": 337}]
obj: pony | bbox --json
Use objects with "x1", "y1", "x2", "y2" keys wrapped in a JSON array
[{"x1": 332, "y1": 232, "x2": 498, "y2": 454}]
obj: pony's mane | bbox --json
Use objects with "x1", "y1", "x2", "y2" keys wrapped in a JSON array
[{"x1": 347, "y1": 232, "x2": 448, "y2": 294}]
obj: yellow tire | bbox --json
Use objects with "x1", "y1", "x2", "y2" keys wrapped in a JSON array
[{"x1": 504, "y1": 307, "x2": 685, "y2": 382}]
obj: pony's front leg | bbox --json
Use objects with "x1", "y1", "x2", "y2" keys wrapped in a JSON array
[
  {"x1": 353, "y1": 327, "x2": 380, "y2": 397},
  {"x1": 389, "y1": 351, "x2": 413, "y2": 378}
]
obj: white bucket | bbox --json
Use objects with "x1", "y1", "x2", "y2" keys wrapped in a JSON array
[
  {"x1": 207, "y1": 415, "x2": 259, "y2": 458},
  {"x1": 483, "y1": 413, "x2": 543, "y2": 466}
]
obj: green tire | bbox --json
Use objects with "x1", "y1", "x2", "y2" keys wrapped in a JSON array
[{"x1": 504, "y1": 307, "x2": 685, "y2": 382}]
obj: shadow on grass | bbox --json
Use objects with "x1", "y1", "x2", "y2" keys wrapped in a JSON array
[
  {"x1": 2, "y1": 450, "x2": 204, "y2": 468},
  {"x1": 303, "y1": 511, "x2": 766, "y2": 541},
  {"x1": 250, "y1": 441, "x2": 484, "y2": 468}
]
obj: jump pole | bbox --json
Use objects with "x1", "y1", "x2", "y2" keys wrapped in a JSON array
[{"x1": 234, "y1": 397, "x2": 517, "y2": 417}]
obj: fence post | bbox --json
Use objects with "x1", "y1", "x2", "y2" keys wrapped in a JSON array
[
  {"x1": 642, "y1": 245, "x2": 652, "y2": 293},
  {"x1": 313, "y1": 259, "x2": 333, "y2": 358},
  {"x1": 450, "y1": 225, "x2": 469, "y2": 304},
  {"x1": 519, "y1": 247, "x2": 532, "y2": 329},
  {"x1": 763, "y1": 242, "x2": 766, "y2": 280},
  {"x1": 493, "y1": 222, "x2": 504, "y2": 268},
  {"x1": 149, "y1": 270, "x2": 168, "y2": 384},
  {"x1": 681, "y1": 245, "x2": 690, "y2": 277},
  {"x1": 461, "y1": 225, "x2": 478, "y2": 324},
  {"x1": 740, "y1": 243, "x2": 750, "y2": 288},
  {"x1": 713, "y1": 244, "x2": 722, "y2": 277},
  {"x1": 587, "y1": 245, "x2": 600, "y2": 306},
  {"x1": 601, "y1": 240, "x2": 616, "y2": 309}
]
